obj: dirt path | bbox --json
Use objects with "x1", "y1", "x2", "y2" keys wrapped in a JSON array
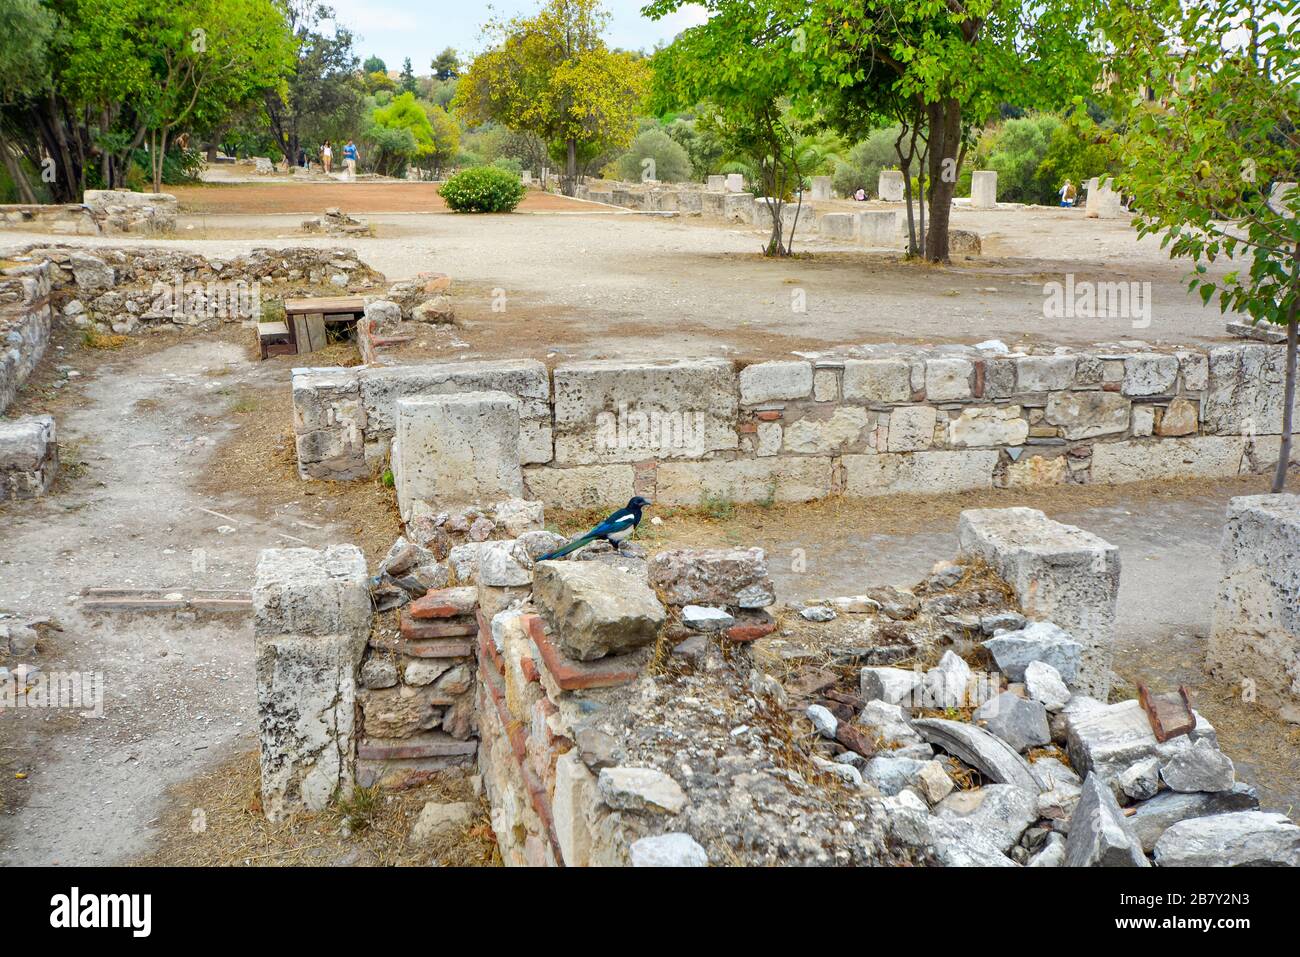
[
  {"x1": 169, "y1": 182, "x2": 593, "y2": 215},
  {"x1": 0, "y1": 333, "x2": 393, "y2": 865}
]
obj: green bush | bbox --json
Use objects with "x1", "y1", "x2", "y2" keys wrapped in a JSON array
[
  {"x1": 439, "y1": 165, "x2": 526, "y2": 213},
  {"x1": 832, "y1": 127, "x2": 904, "y2": 198},
  {"x1": 611, "y1": 129, "x2": 692, "y2": 183}
]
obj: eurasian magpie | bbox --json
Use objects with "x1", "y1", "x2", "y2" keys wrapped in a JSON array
[{"x1": 537, "y1": 497, "x2": 651, "y2": 560}]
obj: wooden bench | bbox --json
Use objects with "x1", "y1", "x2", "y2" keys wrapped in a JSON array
[
  {"x1": 261, "y1": 296, "x2": 368, "y2": 358},
  {"x1": 257, "y1": 321, "x2": 294, "y2": 359}
]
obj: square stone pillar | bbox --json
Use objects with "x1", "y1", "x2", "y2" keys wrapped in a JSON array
[
  {"x1": 724, "y1": 173, "x2": 745, "y2": 193},
  {"x1": 254, "y1": 545, "x2": 372, "y2": 821},
  {"x1": 391, "y1": 391, "x2": 524, "y2": 520},
  {"x1": 958, "y1": 507, "x2": 1120, "y2": 699},
  {"x1": 811, "y1": 176, "x2": 833, "y2": 201},
  {"x1": 878, "y1": 170, "x2": 905, "y2": 202},
  {"x1": 970, "y1": 170, "x2": 998, "y2": 209},
  {"x1": 706, "y1": 174, "x2": 725, "y2": 191},
  {"x1": 1209, "y1": 495, "x2": 1300, "y2": 708}
]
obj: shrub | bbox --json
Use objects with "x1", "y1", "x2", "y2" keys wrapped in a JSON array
[
  {"x1": 439, "y1": 165, "x2": 526, "y2": 213},
  {"x1": 611, "y1": 128, "x2": 692, "y2": 183}
]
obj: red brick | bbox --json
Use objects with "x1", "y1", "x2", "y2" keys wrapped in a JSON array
[
  {"x1": 371, "y1": 632, "x2": 474, "y2": 658},
  {"x1": 522, "y1": 613, "x2": 646, "y2": 690},
  {"x1": 972, "y1": 359, "x2": 986, "y2": 398},
  {"x1": 737, "y1": 422, "x2": 758, "y2": 434},
  {"x1": 520, "y1": 656, "x2": 540, "y2": 684},
  {"x1": 400, "y1": 610, "x2": 477, "y2": 639},
  {"x1": 755, "y1": 410, "x2": 782, "y2": 422}
]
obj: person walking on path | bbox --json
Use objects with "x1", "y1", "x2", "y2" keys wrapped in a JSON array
[
  {"x1": 343, "y1": 140, "x2": 358, "y2": 181},
  {"x1": 321, "y1": 141, "x2": 333, "y2": 174},
  {"x1": 1059, "y1": 178, "x2": 1077, "y2": 207}
]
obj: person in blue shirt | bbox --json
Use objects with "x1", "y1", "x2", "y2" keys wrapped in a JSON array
[{"x1": 343, "y1": 141, "x2": 358, "y2": 180}]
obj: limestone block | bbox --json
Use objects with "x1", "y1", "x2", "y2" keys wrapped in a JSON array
[
  {"x1": 1016, "y1": 355, "x2": 1076, "y2": 393},
  {"x1": 292, "y1": 367, "x2": 367, "y2": 479},
  {"x1": 844, "y1": 450, "x2": 999, "y2": 497},
  {"x1": 1122, "y1": 353, "x2": 1179, "y2": 396},
  {"x1": 924, "y1": 357, "x2": 973, "y2": 401},
  {"x1": 649, "y1": 547, "x2": 775, "y2": 608},
  {"x1": 886, "y1": 406, "x2": 938, "y2": 452},
  {"x1": 1202, "y1": 344, "x2": 1300, "y2": 435},
  {"x1": 724, "y1": 192, "x2": 754, "y2": 222},
  {"x1": 706, "y1": 175, "x2": 726, "y2": 191},
  {"x1": 1090, "y1": 436, "x2": 1248, "y2": 484},
  {"x1": 958, "y1": 507, "x2": 1120, "y2": 698},
  {"x1": 970, "y1": 170, "x2": 998, "y2": 209},
  {"x1": 553, "y1": 750, "x2": 598, "y2": 866},
  {"x1": 0, "y1": 414, "x2": 57, "y2": 500},
  {"x1": 533, "y1": 561, "x2": 666, "y2": 661},
  {"x1": 391, "y1": 392, "x2": 524, "y2": 518},
  {"x1": 752, "y1": 199, "x2": 808, "y2": 232},
  {"x1": 842, "y1": 358, "x2": 913, "y2": 403},
  {"x1": 817, "y1": 212, "x2": 859, "y2": 241},
  {"x1": 948, "y1": 406, "x2": 1029, "y2": 448},
  {"x1": 811, "y1": 176, "x2": 833, "y2": 201},
  {"x1": 878, "y1": 170, "x2": 905, "y2": 202},
  {"x1": 859, "y1": 210, "x2": 900, "y2": 246},
  {"x1": 813, "y1": 369, "x2": 838, "y2": 402},
  {"x1": 739, "y1": 360, "x2": 813, "y2": 404},
  {"x1": 1003, "y1": 454, "x2": 1068, "y2": 488},
  {"x1": 654, "y1": 456, "x2": 831, "y2": 506},
  {"x1": 523, "y1": 464, "x2": 635, "y2": 510},
  {"x1": 1208, "y1": 494, "x2": 1300, "y2": 706},
  {"x1": 253, "y1": 545, "x2": 371, "y2": 822},
  {"x1": 1157, "y1": 397, "x2": 1198, "y2": 436},
  {"x1": 357, "y1": 360, "x2": 550, "y2": 463},
  {"x1": 724, "y1": 173, "x2": 745, "y2": 192},
  {"x1": 1044, "y1": 390, "x2": 1130, "y2": 439},
  {"x1": 553, "y1": 358, "x2": 737, "y2": 465},
  {"x1": 782, "y1": 407, "x2": 869, "y2": 453},
  {"x1": 1086, "y1": 177, "x2": 1125, "y2": 219}
]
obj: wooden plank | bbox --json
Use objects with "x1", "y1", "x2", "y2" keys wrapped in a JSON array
[
  {"x1": 323, "y1": 312, "x2": 361, "y2": 323},
  {"x1": 284, "y1": 296, "x2": 366, "y2": 315},
  {"x1": 257, "y1": 321, "x2": 289, "y2": 336},
  {"x1": 306, "y1": 312, "x2": 327, "y2": 351}
]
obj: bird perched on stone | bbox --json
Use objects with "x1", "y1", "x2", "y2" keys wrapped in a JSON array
[{"x1": 537, "y1": 497, "x2": 651, "y2": 560}]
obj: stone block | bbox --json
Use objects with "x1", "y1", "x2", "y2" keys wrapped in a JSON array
[
  {"x1": 552, "y1": 358, "x2": 736, "y2": 465},
  {"x1": 1016, "y1": 355, "x2": 1076, "y2": 393},
  {"x1": 253, "y1": 545, "x2": 371, "y2": 822},
  {"x1": 1203, "y1": 344, "x2": 1300, "y2": 435},
  {"x1": 878, "y1": 169, "x2": 905, "y2": 202},
  {"x1": 842, "y1": 358, "x2": 913, "y2": 403},
  {"x1": 391, "y1": 392, "x2": 523, "y2": 518},
  {"x1": 1208, "y1": 494, "x2": 1300, "y2": 706},
  {"x1": 811, "y1": 176, "x2": 833, "y2": 201},
  {"x1": 649, "y1": 547, "x2": 775, "y2": 608},
  {"x1": 654, "y1": 456, "x2": 831, "y2": 505},
  {"x1": 739, "y1": 360, "x2": 813, "y2": 404},
  {"x1": 1123, "y1": 353, "x2": 1179, "y2": 396},
  {"x1": 948, "y1": 405, "x2": 1029, "y2": 448},
  {"x1": 1090, "y1": 436, "x2": 1248, "y2": 484},
  {"x1": 523, "y1": 464, "x2": 635, "y2": 510},
  {"x1": 970, "y1": 170, "x2": 997, "y2": 209},
  {"x1": 958, "y1": 507, "x2": 1119, "y2": 698},
  {"x1": 533, "y1": 561, "x2": 666, "y2": 661},
  {"x1": 782, "y1": 407, "x2": 869, "y2": 453},
  {"x1": 925, "y1": 357, "x2": 974, "y2": 400},
  {"x1": 886, "y1": 405, "x2": 938, "y2": 452},
  {"x1": 1154, "y1": 811, "x2": 1300, "y2": 867},
  {"x1": 1044, "y1": 390, "x2": 1130, "y2": 439},
  {"x1": 0, "y1": 414, "x2": 57, "y2": 500},
  {"x1": 858, "y1": 210, "x2": 900, "y2": 246},
  {"x1": 817, "y1": 212, "x2": 859, "y2": 241},
  {"x1": 724, "y1": 192, "x2": 754, "y2": 222},
  {"x1": 844, "y1": 450, "x2": 999, "y2": 497}
]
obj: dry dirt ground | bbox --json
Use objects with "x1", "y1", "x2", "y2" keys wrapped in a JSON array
[
  {"x1": 0, "y1": 182, "x2": 1294, "y2": 865},
  {"x1": 3, "y1": 179, "x2": 1249, "y2": 362}
]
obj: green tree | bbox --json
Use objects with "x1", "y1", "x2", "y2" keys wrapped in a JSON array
[
  {"x1": 613, "y1": 127, "x2": 691, "y2": 182},
  {"x1": 432, "y1": 47, "x2": 461, "y2": 81},
  {"x1": 399, "y1": 58, "x2": 418, "y2": 95},
  {"x1": 422, "y1": 101, "x2": 461, "y2": 174},
  {"x1": 363, "y1": 55, "x2": 386, "y2": 74},
  {"x1": 0, "y1": 0, "x2": 55, "y2": 201},
  {"x1": 1103, "y1": 0, "x2": 1300, "y2": 491},
  {"x1": 366, "y1": 90, "x2": 434, "y2": 175},
  {"x1": 455, "y1": 0, "x2": 649, "y2": 195}
]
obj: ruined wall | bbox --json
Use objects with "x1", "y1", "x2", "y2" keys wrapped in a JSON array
[
  {"x1": 292, "y1": 345, "x2": 1298, "y2": 503},
  {"x1": 0, "y1": 261, "x2": 52, "y2": 414},
  {"x1": 1, "y1": 245, "x2": 384, "y2": 335},
  {"x1": 0, "y1": 191, "x2": 177, "y2": 236}
]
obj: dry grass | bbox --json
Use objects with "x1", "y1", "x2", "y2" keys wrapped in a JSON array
[
  {"x1": 135, "y1": 749, "x2": 500, "y2": 867},
  {"x1": 81, "y1": 329, "x2": 129, "y2": 350}
]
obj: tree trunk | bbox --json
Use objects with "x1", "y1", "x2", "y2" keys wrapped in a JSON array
[
  {"x1": 924, "y1": 97, "x2": 961, "y2": 263},
  {"x1": 0, "y1": 138, "x2": 38, "y2": 204},
  {"x1": 564, "y1": 138, "x2": 577, "y2": 197},
  {"x1": 1273, "y1": 308, "x2": 1298, "y2": 493}
]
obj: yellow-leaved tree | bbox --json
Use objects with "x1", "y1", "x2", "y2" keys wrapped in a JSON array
[{"x1": 454, "y1": 0, "x2": 648, "y2": 195}]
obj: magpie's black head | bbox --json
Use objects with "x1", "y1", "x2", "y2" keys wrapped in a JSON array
[{"x1": 627, "y1": 496, "x2": 651, "y2": 510}]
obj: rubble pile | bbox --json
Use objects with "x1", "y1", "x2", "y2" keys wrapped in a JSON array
[{"x1": 301, "y1": 208, "x2": 372, "y2": 236}]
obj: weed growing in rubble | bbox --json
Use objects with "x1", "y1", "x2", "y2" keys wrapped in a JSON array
[
  {"x1": 81, "y1": 329, "x2": 128, "y2": 350},
  {"x1": 335, "y1": 784, "x2": 383, "y2": 834},
  {"x1": 701, "y1": 491, "x2": 736, "y2": 521}
]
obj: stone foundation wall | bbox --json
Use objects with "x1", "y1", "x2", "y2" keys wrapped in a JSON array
[
  {"x1": 293, "y1": 344, "x2": 1298, "y2": 504},
  {"x1": 2, "y1": 244, "x2": 384, "y2": 335},
  {"x1": 0, "y1": 191, "x2": 177, "y2": 236},
  {"x1": 0, "y1": 260, "x2": 52, "y2": 414}
]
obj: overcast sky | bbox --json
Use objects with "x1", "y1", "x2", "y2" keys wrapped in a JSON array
[{"x1": 323, "y1": 1, "x2": 709, "y2": 72}]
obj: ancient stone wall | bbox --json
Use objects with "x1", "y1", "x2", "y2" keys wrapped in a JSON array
[
  {"x1": 0, "y1": 191, "x2": 177, "y2": 236},
  {"x1": 0, "y1": 260, "x2": 52, "y2": 414},
  {"x1": 293, "y1": 345, "x2": 1298, "y2": 503}
]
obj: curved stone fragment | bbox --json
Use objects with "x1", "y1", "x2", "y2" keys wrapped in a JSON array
[{"x1": 911, "y1": 717, "x2": 1043, "y2": 793}]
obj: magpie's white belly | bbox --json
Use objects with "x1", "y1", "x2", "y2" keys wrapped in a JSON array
[{"x1": 607, "y1": 524, "x2": 634, "y2": 542}]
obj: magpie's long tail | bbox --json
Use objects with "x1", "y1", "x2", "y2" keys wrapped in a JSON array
[{"x1": 537, "y1": 533, "x2": 599, "y2": 562}]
